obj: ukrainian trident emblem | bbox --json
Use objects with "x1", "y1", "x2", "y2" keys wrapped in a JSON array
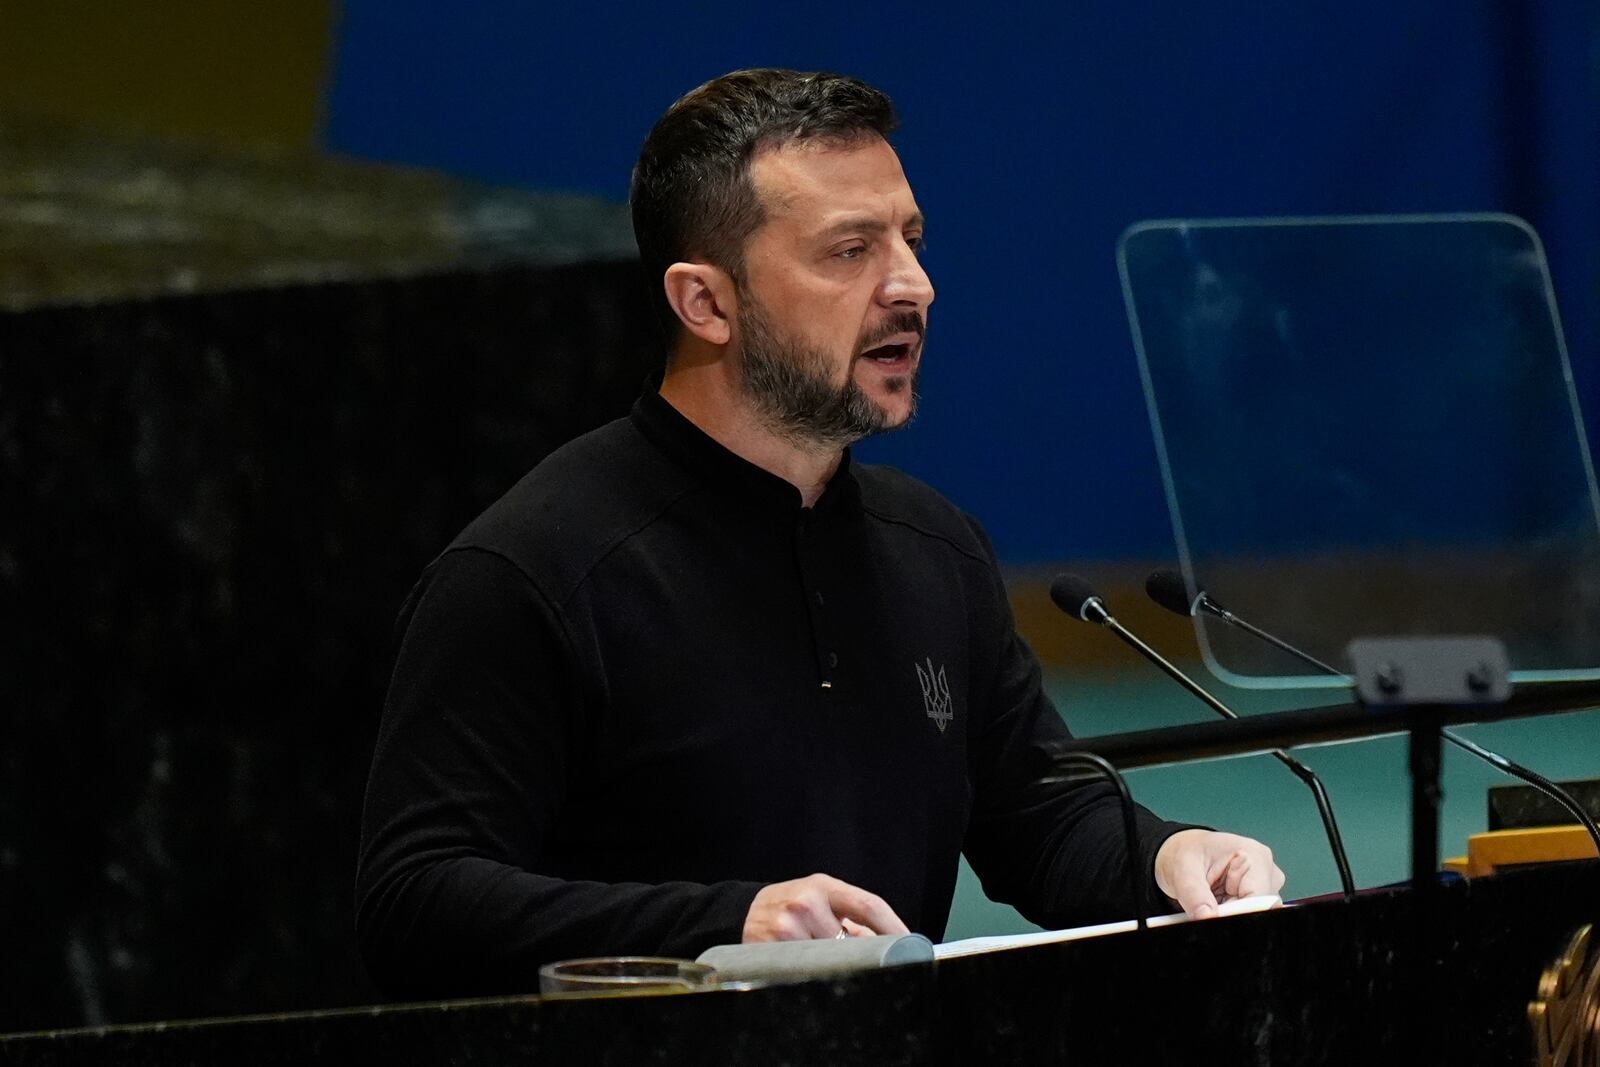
[{"x1": 916, "y1": 657, "x2": 953, "y2": 734}]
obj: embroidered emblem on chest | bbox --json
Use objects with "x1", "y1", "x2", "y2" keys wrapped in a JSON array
[{"x1": 916, "y1": 657, "x2": 954, "y2": 733}]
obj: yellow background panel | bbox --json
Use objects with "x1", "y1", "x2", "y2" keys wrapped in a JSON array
[{"x1": 0, "y1": 0, "x2": 336, "y2": 147}]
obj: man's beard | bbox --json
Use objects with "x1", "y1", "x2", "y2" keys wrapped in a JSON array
[{"x1": 735, "y1": 298, "x2": 922, "y2": 450}]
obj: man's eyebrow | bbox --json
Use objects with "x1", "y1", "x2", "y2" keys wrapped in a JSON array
[{"x1": 817, "y1": 212, "x2": 928, "y2": 239}]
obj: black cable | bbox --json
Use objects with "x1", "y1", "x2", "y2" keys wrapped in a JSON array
[
  {"x1": 1441, "y1": 731, "x2": 1600, "y2": 855},
  {"x1": 1048, "y1": 751, "x2": 1149, "y2": 932},
  {"x1": 1271, "y1": 753, "x2": 1357, "y2": 899}
]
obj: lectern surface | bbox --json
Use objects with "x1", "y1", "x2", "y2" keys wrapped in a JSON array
[{"x1": 2, "y1": 863, "x2": 1595, "y2": 1066}]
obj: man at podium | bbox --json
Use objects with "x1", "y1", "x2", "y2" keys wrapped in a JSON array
[{"x1": 355, "y1": 67, "x2": 1284, "y2": 997}]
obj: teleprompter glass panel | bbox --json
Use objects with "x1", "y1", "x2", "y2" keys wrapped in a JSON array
[{"x1": 1118, "y1": 214, "x2": 1600, "y2": 688}]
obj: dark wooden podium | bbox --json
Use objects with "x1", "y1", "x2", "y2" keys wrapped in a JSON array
[{"x1": 4, "y1": 861, "x2": 1596, "y2": 1066}]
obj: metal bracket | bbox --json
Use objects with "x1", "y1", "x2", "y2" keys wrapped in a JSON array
[{"x1": 1347, "y1": 636, "x2": 1512, "y2": 707}]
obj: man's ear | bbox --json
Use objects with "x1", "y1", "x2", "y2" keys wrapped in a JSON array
[{"x1": 663, "y1": 262, "x2": 735, "y2": 346}]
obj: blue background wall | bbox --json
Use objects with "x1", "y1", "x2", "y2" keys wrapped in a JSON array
[
  {"x1": 324, "y1": 1, "x2": 1600, "y2": 566},
  {"x1": 321, "y1": 3, "x2": 1600, "y2": 931}
]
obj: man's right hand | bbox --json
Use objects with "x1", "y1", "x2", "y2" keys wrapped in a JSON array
[{"x1": 741, "y1": 873, "x2": 910, "y2": 942}]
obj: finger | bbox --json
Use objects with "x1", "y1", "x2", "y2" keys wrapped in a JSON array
[
  {"x1": 1220, "y1": 853, "x2": 1251, "y2": 901},
  {"x1": 744, "y1": 902, "x2": 802, "y2": 942},
  {"x1": 826, "y1": 881, "x2": 910, "y2": 935},
  {"x1": 1232, "y1": 850, "x2": 1284, "y2": 899},
  {"x1": 1201, "y1": 850, "x2": 1241, "y2": 904},
  {"x1": 1168, "y1": 856, "x2": 1221, "y2": 919},
  {"x1": 840, "y1": 917, "x2": 873, "y2": 937},
  {"x1": 778, "y1": 887, "x2": 842, "y2": 940},
  {"x1": 790, "y1": 889, "x2": 851, "y2": 940},
  {"x1": 1206, "y1": 849, "x2": 1242, "y2": 890}
]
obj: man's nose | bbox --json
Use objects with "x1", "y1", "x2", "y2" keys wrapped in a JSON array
[{"x1": 881, "y1": 240, "x2": 935, "y2": 311}]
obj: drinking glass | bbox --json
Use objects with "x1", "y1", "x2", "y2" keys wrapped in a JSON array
[{"x1": 537, "y1": 956, "x2": 717, "y2": 996}]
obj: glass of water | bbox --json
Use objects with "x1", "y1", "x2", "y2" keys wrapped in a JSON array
[{"x1": 538, "y1": 956, "x2": 718, "y2": 996}]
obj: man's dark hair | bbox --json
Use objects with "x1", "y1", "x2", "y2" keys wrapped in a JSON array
[{"x1": 630, "y1": 68, "x2": 898, "y2": 342}]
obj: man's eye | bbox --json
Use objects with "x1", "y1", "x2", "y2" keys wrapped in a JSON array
[
  {"x1": 906, "y1": 235, "x2": 926, "y2": 254},
  {"x1": 836, "y1": 246, "x2": 865, "y2": 259}
]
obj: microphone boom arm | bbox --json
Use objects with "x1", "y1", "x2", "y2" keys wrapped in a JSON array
[
  {"x1": 1164, "y1": 574, "x2": 1600, "y2": 860},
  {"x1": 1084, "y1": 600, "x2": 1358, "y2": 900}
]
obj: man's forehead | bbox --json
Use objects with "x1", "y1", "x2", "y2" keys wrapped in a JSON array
[{"x1": 749, "y1": 138, "x2": 918, "y2": 226}]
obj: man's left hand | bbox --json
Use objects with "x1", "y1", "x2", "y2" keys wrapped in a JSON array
[{"x1": 1153, "y1": 829, "x2": 1285, "y2": 919}]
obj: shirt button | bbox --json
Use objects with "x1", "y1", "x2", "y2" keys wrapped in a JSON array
[
  {"x1": 828, "y1": 651, "x2": 839, "y2": 669},
  {"x1": 814, "y1": 591, "x2": 825, "y2": 607}
]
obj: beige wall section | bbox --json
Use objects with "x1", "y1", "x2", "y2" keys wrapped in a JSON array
[{"x1": 0, "y1": 0, "x2": 337, "y2": 148}]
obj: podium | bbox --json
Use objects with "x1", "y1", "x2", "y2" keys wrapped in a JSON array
[{"x1": 4, "y1": 861, "x2": 1595, "y2": 1066}]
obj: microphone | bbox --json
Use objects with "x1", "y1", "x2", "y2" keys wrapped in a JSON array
[
  {"x1": 1144, "y1": 569, "x2": 1600, "y2": 857},
  {"x1": 1143, "y1": 568, "x2": 1203, "y2": 617},
  {"x1": 1050, "y1": 575, "x2": 1238, "y2": 721},
  {"x1": 1052, "y1": 573, "x2": 1357, "y2": 899},
  {"x1": 1145, "y1": 570, "x2": 1344, "y2": 677}
]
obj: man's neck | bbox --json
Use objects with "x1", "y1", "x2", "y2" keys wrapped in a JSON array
[{"x1": 659, "y1": 359, "x2": 842, "y2": 509}]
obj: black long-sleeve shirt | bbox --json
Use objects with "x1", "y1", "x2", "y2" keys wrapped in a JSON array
[{"x1": 356, "y1": 389, "x2": 1189, "y2": 997}]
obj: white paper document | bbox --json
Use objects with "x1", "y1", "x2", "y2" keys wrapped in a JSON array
[{"x1": 933, "y1": 893, "x2": 1284, "y2": 961}]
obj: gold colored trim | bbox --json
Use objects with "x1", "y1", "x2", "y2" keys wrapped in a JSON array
[
  {"x1": 1530, "y1": 923, "x2": 1600, "y2": 1066},
  {"x1": 1456, "y1": 826, "x2": 1600, "y2": 879}
]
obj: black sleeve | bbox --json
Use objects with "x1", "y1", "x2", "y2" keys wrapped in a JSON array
[
  {"x1": 355, "y1": 547, "x2": 762, "y2": 998},
  {"x1": 959, "y1": 522, "x2": 1198, "y2": 928}
]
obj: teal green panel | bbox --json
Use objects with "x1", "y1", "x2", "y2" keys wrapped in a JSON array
[{"x1": 944, "y1": 673, "x2": 1600, "y2": 941}]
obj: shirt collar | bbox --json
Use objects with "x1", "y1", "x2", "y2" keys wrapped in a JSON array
[{"x1": 630, "y1": 387, "x2": 859, "y2": 516}]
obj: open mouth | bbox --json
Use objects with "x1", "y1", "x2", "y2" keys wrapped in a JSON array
[{"x1": 859, "y1": 341, "x2": 914, "y2": 364}]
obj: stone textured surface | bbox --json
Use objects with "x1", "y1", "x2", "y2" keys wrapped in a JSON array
[
  {"x1": 0, "y1": 259, "x2": 662, "y2": 1030},
  {"x1": 0, "y1": 114, "x2": 637, "y2": 311},
  {"x1": 1489, "y1": 779, "x2": 1600, "y2": 829}
]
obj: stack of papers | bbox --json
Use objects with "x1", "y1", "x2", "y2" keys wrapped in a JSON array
[{"x1": 933, "y1": 894, "x2": 1284, "y2": 961}]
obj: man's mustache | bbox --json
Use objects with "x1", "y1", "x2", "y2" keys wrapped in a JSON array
[{"x1": 857, "y1": 312, "x2": 927, "y2": 352}]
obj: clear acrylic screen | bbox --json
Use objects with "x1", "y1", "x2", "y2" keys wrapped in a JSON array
[{"x1": 1118, "y1": 215, "x2": 1600, "y2": 687}]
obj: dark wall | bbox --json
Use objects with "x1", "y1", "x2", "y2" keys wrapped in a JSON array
[
  {"x1": 0, "y1": 262, "x2": 660, "y2": 1029},
  {"x1": 322, "y1": 1, "x2": 1600, "y2": 565}
]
